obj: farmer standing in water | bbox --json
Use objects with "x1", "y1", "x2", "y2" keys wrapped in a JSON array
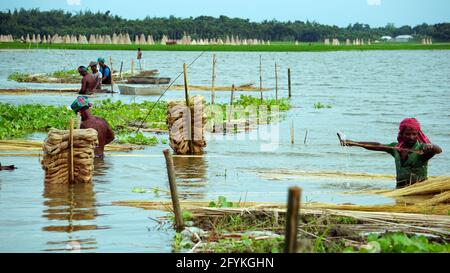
[
  {"x1": 341, "y1": 118, "x2": 442, "y2": 188},
  {"x1": 70, "y1": 96, "x2": 115, "y2": 159}
]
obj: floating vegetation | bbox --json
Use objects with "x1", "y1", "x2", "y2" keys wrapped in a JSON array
[
  {"x1": 0, "y1": 96, "x2": 292, "y2": 144},
  {"x1": 344, "y1": 232, "x2": 450, "y2": 253},
  {"x1": 7, "y1": 69, "x2": 130, "y2": 83},
  {"x1": 208, "y1": 196, "x2": 239, "y2": 208},
  {"x1": 314, "y1": 102, "x2": 332, "y2": 109},
  {"x1": 117, "y1": 133, "x2": 159, "y2": 146}
]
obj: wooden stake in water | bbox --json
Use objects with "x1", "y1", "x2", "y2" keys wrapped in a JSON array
[
  {"x1": 284, "y1": 186, "x2": 301, "y2": 253},
  {"x1": 259, "y1": 55, "x2": 263, "y2": 101},
  {"x1": 131, "y1": 59, "x2": 135, "y2": 76},
  {"x1": 304, "y1": 129, "x2": 309, "y2": 145},
  {"x1": 211, "y1": 54, "x2": 216, "y2": 115},
  {"x1": 163, "y1": 149, "x2": 184, "y2": 231},
  {"x1": 228, "y1": 84, "x2": 235, "y2": 122},
  {"x1": 290, "y1": 120, "x2": 294, "y2": 145},
  {"x1": 119, "y1": 61, "x2": 123, "y2": 80},
  {"x1": 183, "y1": 63, "x2": 193, "y2": 155},
  {"x1": 275, "y1": 62, "x2": 278, "y2": 101},
  {"x1": 109, "y1": 56, "x2": 114, "y2": 93},
  {"x1": 288, "y1": 68, "x2": 292, "y2": 98},
  {"x1": 69, "y1": 118, "x2": 74, "y2": 183}
]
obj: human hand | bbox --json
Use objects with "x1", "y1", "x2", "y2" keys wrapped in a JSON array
[{"x1": 422, "y1": 144, "x2": 434, "y2": 153}]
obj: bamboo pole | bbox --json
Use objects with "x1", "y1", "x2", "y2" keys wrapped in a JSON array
[
  {"x1": 183, "y1": 63, "x2": 193, "y2": 155},
  {"x1": 109, "y1": 56, "x2": 114, "y2": 93},
  {"x1": 131, "y1": 59, "x2": 135, "y2": 76},
  {"x1": 211, "y1": 54, "x2": 216, "y2": 115},
  {"x1": 76, "y1": 112, "x2": 81, "y2": 129},
  {"x1": 69, "y1": 118, "x2": 74, "y2": 183},
  {"x1": 163, "y1": 149, "x2": 184, "y2": 231},
  {"x1": 275, "y1": 62, "x2": 278, "y2": 100},
  {"x1": 290, "y1": 120, "x2": 294, "y2": 145},
  {"x1": 284, "y1": 186, "x2": 301, "y2": 253},
  {"x1": 288, "y1": 68, "x2": 292, "y2": 98},
  {"x1": 259, "y1": 55, "x2": 263, "y2": 101},
  {"x1": 304, "y1": 129, "x2": 309, "y2": 145},
  {"x1": 228, "y1": 84, "x2": 235, "y2": 122},
  {"x1": 119, "y1": 61, "x2": 123, "y2": 80}
]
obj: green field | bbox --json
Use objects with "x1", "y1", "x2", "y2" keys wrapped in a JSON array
[{"x1": 1, "y1": 42, "x2": 450, "y2": 52}]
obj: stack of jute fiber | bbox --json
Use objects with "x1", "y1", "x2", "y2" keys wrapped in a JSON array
[
  {"x1": 41, "y1": 128, "x2": 98, "y2": 184},
  {"x1": 167, "y1": 95, "x2": 207, "y2": 154},
  {"x1": 384, "y1": 177, "x2": 450, "y2": 205}
]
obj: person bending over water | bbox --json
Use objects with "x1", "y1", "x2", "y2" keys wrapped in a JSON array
[
  {"x1": 342, "y1": 118, "x2": 442, "y2": 188},
  {"x1": 70, "y1": 96, "x2": 115, "y2": 159}
]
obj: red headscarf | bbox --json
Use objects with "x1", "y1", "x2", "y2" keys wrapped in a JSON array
[{"x1": 397, "y1": 118, "x2": 430, "y2": 147}]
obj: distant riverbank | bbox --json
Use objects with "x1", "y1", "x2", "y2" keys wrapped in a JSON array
[{"x1": 1, "y1": 42, "x2": 450, "y2": 52}]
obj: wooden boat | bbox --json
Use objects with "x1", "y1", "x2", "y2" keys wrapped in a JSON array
[
  {"x1": 126, "y1": 76, "x2": 170, "y2": 84},
  {"x1": 118, "y1": 84, "x2": 166, "y2": 95}
]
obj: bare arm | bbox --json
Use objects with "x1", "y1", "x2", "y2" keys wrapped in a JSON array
[
  {"x1": 80, "y1": 77, "x2": 87, "y2": 94},
  {"x1": 103, "y1": 120, "x2": 115, "y2": 145},
  {"x1": 422, "y1": 143, "x2": 442, "y2": 160},
  {"x1": 344, "y1": 140, "x2": 393, "y2": 152}
]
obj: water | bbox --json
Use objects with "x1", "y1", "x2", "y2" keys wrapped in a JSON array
[{"x1": 0, "y1": 49, "x2": 449, "y2": 252}]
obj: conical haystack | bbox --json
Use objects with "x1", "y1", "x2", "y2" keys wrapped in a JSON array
[
  {"x1": 41, "y1": 128, "x2": 98, "y2": 184},
  {"x1": 167, "y1": 96, "x2": 207, "y2": 155}
]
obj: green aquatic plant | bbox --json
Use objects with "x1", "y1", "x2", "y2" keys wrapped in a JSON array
[
  {"x1": 0, "y1": 99, "x2": 167, "y2": 143},
  {"x1": 0, "y1": 96, "x2": 288, "y2": 142},
  {"x1": 51, "y1": 69, "x2": 79, "y2": 78},
  {"x1": 117, "y1": 132, "x2": 159, "y2": 145},
  {"x1": 208, "y1": 196, "x2": 237, "y2": 208},
  {"x1": 344, "y1": 232, "x2": 450, "y2": 253},
  {"x1": 131, "y1": 187, "x2": 147, "y2": 193},
  {"x1": 314, "y1": 102, "x2": 332, "y2": 109},
  {"x1": 202, "y1": 235, "x2": 284, "y2": 253}
]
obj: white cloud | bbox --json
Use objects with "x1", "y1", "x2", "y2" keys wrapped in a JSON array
[
  {"x1": 367, "y1": 0, "x2": 381, "y2": 6},
  {"x1": 67, "y1": 0, "x2": 81, "y2": 6}
]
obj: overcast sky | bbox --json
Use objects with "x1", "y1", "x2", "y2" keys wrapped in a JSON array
[{"x1": 1, "y1": 0, "x2": 449, "y2": 27}]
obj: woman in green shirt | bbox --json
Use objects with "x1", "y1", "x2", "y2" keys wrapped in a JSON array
[{"x1": 342, "y1": 118, "x2": 442, "y2": 188}]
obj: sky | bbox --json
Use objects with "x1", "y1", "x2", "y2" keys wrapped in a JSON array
[{"x1": 0, "y1": 0, "x2": 449, "y2": 27}]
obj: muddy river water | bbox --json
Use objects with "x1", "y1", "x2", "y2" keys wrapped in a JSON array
[{"x1": 0, "y1": 49, "x2": 449, "y2": 252}]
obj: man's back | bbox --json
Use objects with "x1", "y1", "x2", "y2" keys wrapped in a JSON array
[
  {"x1": 81, "y1": 116, "x2": 114, "y2": 158},
  {"x1": 80, "y1": 74, "x2": 96, "y2": 94}
]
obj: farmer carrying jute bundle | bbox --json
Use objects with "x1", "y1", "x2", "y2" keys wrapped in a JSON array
[
  {"x1": 340, "y1": 118, "x2": 442, "y2": 188},
  {"x1": 70, "y1": 96, "x2": 115, "y2": 159}
]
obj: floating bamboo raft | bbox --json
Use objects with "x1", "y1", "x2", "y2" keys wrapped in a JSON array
[
  {"x1": 167, "y1": 96, "x2": 207, "y2": 154},
  {"x1": 41, "y1": 128, "x2": 98, "y2": 184}
]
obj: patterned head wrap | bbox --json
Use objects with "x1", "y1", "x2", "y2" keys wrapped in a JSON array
[{"x1": 70, "y1": 96, "x2": 92, "y2": 113}]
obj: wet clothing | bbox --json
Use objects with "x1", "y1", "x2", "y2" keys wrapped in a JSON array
[
  {"x1": 99, "y1": 65, "x2": 111, "y2": 84},
  {"x1": 386, "y1": 141, "x2": 428, "y2": 188}
]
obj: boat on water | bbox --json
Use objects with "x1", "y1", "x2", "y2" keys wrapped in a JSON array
[
  {"x1": 126, "y1": 76, "x2": 171, "y2": 84},
  {"x1": 118, "y1": 84, "x2": 167, "y2": 95}
]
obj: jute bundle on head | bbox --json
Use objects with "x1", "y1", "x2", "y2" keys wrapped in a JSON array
[
  {"x1": 41, "y1": 128, "x2": 98, "y2": 184},
  {"x1": 167, "y1": 95, "x2": 207, "y2": 155}
]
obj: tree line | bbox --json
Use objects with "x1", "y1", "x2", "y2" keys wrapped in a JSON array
[{"x1": 1, "y1": 8, "x2": 449, "y2": 42}]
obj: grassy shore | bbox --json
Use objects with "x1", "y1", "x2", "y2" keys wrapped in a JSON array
[{"x1": 1, "y1": 42, "x2": 450, "y2": 52}]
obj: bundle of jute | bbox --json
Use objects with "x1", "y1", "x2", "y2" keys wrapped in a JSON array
[
  {"x1": 384, "y1": 177, "x2": 450, "y2": 197},
  {"x1": 41, "y1": 128, "x2": 98, "y2": 184},
  {"x1": 167, "y1": 95, "x2": 207, "y2": 154}
]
